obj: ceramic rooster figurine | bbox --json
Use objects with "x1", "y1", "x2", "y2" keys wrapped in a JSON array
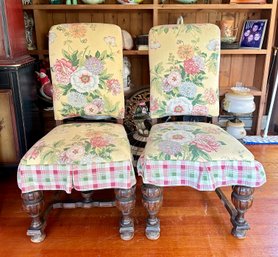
[{"x1": 36, "y1": 69, "x2": 53, "y2": 102}]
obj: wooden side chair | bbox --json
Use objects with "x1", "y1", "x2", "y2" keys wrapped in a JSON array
[
  {"x1": 17, "y1": 23, "x2": 136, "y2": 243},
  {"x1": 137, "y1": 24, "x2": 266, "y2": 240}
]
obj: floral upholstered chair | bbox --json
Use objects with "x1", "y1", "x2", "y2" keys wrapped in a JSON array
[
  {"x1": 17, "y1": 23, "x2": 136, "y2": 243},
  {"x1": 137, "y1": 24, "x2": 266, "y2": 240}
]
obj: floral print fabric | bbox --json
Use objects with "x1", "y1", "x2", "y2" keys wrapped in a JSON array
[
  {"x1": 141, "y1": 122, "x2": 254, "y2": 162},
  {"x1": 49, "y1": 23, "x2": 125, "y2": 120},
  {"x1": 20, "y1": 123, "x2": 134, "y2": 165},
  {"x1": 149, "y1": 24, "x2": 220, "y2": 118},
  {"x1": 137, "y1": 122, "x2": 266, "y2": 190}
]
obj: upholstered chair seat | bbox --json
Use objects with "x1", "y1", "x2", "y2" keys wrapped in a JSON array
[
  {"x1": 138, "y1": 122, "x2": 265, "y2": 190},
  {"x1": 18, "y1": 123, "x2": 135, "y2": 193}
]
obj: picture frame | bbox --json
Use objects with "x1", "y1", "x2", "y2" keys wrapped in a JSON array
[{"x1": 239, "y1": 19, "x2": 267, "y2": 49}]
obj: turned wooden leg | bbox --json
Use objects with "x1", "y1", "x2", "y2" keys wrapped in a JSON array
[
  {"x1": 115, "y1": 186, "x2": 136, "y2": 241},
  {"x1": 21, "y1": 191, "x2": 46, "y2": 243},
  {"x1": 231, "y1": 186, "x2": 254, "y2": 239},
  {"x1": 141, "y1": 184, "x2": 163, "y2": 240}
]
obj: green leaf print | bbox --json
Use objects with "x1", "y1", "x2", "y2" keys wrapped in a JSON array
[
  {"x1": 61, "y1": 103, "x2": 77, "y2": 117},
  {"x1": 62, "y1": 50, "x2": 79, "y2": 67},
  {"x1": 85, "y1": 141, "x2": 91, "y2": 152},
  {"x1": 60, "y1": 83, "x2": 73, "y2": 95},
  {"x1": 100, "y1": 50, "x2": 108, "y2": 60},
  {"x1": 95, "y1": 50, "x2": 101, "y2": 58},
  {"x1": 62, "y1": 49, "x2": 71, "y2": 60},
  {"x1": 192, "y1": 94, "x2": 205, "y2": 106},
  {"x1": 154, "y1": 62, "x2": 164, "y2": 75},
  {"x1": 53, "y1": 140, "x2": 64, "y2": 148},
  {"x1": 189, "y1": 145, "x2": 211, "y2": 161},
  {"x1": 164, "y1": 27, "x2": 169, "y2": 34},
  {"x1": 42, "y1": 151, "x2": 55, "y2": 163},
  {"x1": 71, "y1": 51, "x2": 79, "y2": 67}
]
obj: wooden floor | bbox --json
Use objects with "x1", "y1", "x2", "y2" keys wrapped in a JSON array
[{"x1": 0, "y1": 145, "x2": 277, "y2": 257}]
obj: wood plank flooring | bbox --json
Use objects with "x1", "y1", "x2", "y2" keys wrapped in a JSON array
[{"x1": 0, "y1": 145, "x2": 277, "y2": 257}]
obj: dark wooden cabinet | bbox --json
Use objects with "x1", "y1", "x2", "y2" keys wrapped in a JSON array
[
  {"x1": 0, "y1": 0, "x2": 41, "y2": 166},
  {"x1": 0, "y1": 61, "x2": 41, "y2": 166}
]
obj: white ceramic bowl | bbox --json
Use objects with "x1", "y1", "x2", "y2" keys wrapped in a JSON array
[
  {"x1": 117, "y1": 0, "x2": 143, "y2": 4},
  {"x1": 81, "y1": 0, "x2": 105, "y2": 4}
]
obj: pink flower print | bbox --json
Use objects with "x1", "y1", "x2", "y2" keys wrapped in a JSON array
[
  {"x1": 107, "y1": 79, "x2": 121, "y2": 95},
  {"x1": 192, "y1": 105, "x2": 209, "y2": 116},
  {"x1": 59, "y1": 151, "x2": 70, "y2": 164},
  {"x1": 174, "y1": 105, "x2": 184, "y2": 113},
  {"x1": 90, "y1": 134, "x2": 110, "y2": 148},
  {"x1": 204, "y1": 88, "x2": 217, "y2": 105},
  {"x1": 184, "y1": 58, "x2": 200, "y2": 75},
  {"x1": 166, "y1": 71, "x2": 182, "y2": 87},
  {"x1": 84, "y1": 103, "x2": 99, "y2": 115},
  {"x1": 162, "y1": 78, "x2": 174, "y2": 93},
  {"x1": 84, "y1": 99, "x2": 104, "y2": 115},
  {"x1": 150, "y1": 96, "x2": 159, "y2": 112},
  {"x1": 66, "y1": 144, "x2": 85, "y2": 161},
  {"x1": 85, "y1": 57, "x2": 104, "y2": 75},
  {"x1": 162, "y1": 131, "x2": 194, "y2": 143},
  {"x1": 25, "y1": 141, "x2": 45, "y2": 160},
  {"x1": 191, "y1": 134, "x2": 220, "y2": 152},
  {"x1": 53, "y1": 58, "x2": 76, "y2": 85},
  {"x1": 52, "y1": 87, "x2": 62, "y2": 101}
]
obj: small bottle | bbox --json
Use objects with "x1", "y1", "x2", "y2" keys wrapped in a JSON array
[
  {"x1": 72, "y1": 0, "x2": 78, "y2": 4},
  {"x1": 66, "y1": 0, "x2": 71, "y2": 4}
]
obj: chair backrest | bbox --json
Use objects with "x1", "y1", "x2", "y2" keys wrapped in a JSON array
[
  {"x1": 148, "y1": 24, "x2": 221, "y2": 119},
  {"x1": 49, "y1": 23, "x2": 125, "y2": 121}
]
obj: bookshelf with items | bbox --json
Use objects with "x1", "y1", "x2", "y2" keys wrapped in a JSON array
[{"x1": 22, "y1": 0, "x2": 277, "y2": 135}]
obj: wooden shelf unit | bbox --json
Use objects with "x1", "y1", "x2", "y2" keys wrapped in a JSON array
[{"x1": 23, "y1": 0, "x2": 277, "y2": 135}]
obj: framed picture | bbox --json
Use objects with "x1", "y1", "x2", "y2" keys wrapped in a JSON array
[{"x1": 239, "y1": 19, "x2": 267, "y2": 49}]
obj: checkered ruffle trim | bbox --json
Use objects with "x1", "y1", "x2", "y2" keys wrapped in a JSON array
[
  {"x1": 137, "y1": 157, "x2": 266, "y2": 191},
  {"x1": 18, "y1": 161, "x2": 136, "y2": 193}
]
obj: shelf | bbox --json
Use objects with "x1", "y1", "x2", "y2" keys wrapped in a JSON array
[
  {"x1": 123, "y1": 50, "x2": 148, "y2": 55},
  {"x1": 221, "y1": 49, "x2": 267, "y2": 55},
  {"x1": 29, "y1": 49, "x2": 149, "y2": 56},
  {"x1": 23, "y1": 4, "x2": 154, "y2": 10},
  {"x1": 23, "y1": 0, "x2": 278, "y2": 135},
  {"x1": 220, "y1": 87, "x2": 262, "y2": 96},
  {"x1": 158, "y1": 4, "x2": 273, "y2": 10},
  {"x1": 29, "y1": 49, "x2": 267, "y2": 56},
  {"x1": 22, "y1": 3, "x2": 273, "y2": 11}
]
